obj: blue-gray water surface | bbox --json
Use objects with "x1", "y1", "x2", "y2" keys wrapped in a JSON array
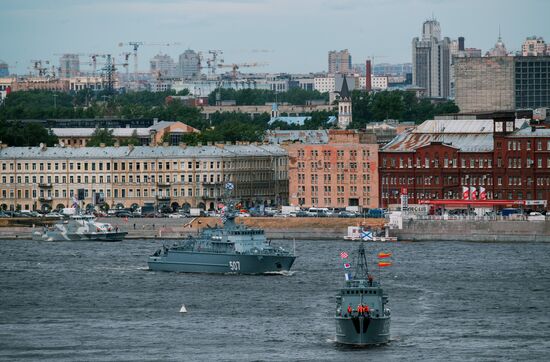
[{"x1": 1, "y1": 238, "x2": 549, "y2": 361}]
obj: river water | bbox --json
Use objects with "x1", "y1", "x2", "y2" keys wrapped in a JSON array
[{"x1": 1, "y1": 238, "x2": 549, "y2": 361}]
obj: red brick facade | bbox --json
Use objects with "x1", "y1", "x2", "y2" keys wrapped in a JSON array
[
  {"x1": 286, "y1": 130, "x2": 379, "y2": 209},
  {"x1": 379, "y1": 118, "x2": 550, "y2": 208}
]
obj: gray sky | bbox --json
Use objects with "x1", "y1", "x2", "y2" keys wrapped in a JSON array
[{"x1": 1, "y1": 0, "x2": 549, "y2": 75}]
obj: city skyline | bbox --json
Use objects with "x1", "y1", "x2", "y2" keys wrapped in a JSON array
[{"x1": 1, "y1": 0, "x2": 549, "y2": 75}]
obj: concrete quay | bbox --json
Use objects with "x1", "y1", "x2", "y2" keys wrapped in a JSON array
[
  {"x1": 0, "y1": 217, "x2": 385, "y2": 240},
  {"x1": 391, "y1": 219, "x2": 550, "y2": 242}
]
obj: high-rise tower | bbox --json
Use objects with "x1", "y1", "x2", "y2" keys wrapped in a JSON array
[
  {"x1": 412, "y1": 18, "x2": 450, "y2": 98},
  {"x1": 328, "y1": 49, "x2": 352, "y2": 74},
  {"x1": 178, "y1": 49, "x2": 201, "y2": 80}
]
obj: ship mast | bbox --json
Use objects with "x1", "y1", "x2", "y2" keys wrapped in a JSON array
[
  {"x1": 221, "y1": 182, "x2": 237, "y2": 227},
  {"x1": 353, "y1": 242, "x2": 370, "y2": 280}
]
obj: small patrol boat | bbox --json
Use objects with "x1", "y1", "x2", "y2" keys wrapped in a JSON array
[
  {"x1": 335, "y1": 243, "x2": 391, "y2": 346},
  {"x1": 32, "y1": 214, "x2": 127, "y2": 242},
  {"x1": 148, "y1": 182, "x2": 296, "y2": 274}
]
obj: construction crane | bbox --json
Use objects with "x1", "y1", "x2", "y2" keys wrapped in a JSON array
[
  {"x1": 197, "y1": 49, "x2": 224, "y2": 76},
  {"x1": 217, "y1": 62, "x2": 267, "y2": 80},
  {"x1": 29, "y1": 60, "x2": 51, "y2": 77},
  {"x1": 118, "y1": 41, "x2": 181, "y2": 80}
]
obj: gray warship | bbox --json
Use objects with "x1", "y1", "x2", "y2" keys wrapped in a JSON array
[
  {"x1": 335, "y1": 243, "x2": 391, "y2": 346},
  {"x1": 147, "y1": 182, "x2": 296, "y2": 274}
]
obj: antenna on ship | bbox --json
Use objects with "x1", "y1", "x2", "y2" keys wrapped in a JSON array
[
  {"x1": 220, "y1": 182, "x2": 236, "y2": 226},
  {"x1": 353, "y1": 242, "x2": 370, "y2": 280}
]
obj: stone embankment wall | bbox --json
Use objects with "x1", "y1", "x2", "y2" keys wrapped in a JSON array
[
  {"x1": 0, "y1": 217, "x2": 385, "y2": 240},
  {"x1": 392, "y1": 219, "x2": 550, "y2": 242}
]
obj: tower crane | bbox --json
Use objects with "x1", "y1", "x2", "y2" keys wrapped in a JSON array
[
  {"x1": 197, "y1": 49, "x2": 224, "y2": 76},
  {"x1": 118, "y1": 41, "x2": 181, "y2": 80},
  {"x1": 217, "y1": 62, "x2": 267, "y2": 80},
  {"x1": 29, "y1": 60, "x2": 51, "y2": 77}
]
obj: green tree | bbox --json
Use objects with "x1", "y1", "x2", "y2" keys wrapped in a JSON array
[
  {"x1": 0, "y1": 120, "x2": 58, "y2": 146},
  {"x1": 87, "y1": 128, "x2": 115, "y2": 147}
]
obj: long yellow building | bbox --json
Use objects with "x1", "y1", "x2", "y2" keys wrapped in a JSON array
[{"x1": 0, "y1": 143, "x2": 288, "y2": 212}]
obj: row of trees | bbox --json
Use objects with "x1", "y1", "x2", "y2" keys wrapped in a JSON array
[
  {"x1": 0, "y1": 88, "x2": 460, "y2": 146},
  {"x1": 0, "y1": 120, "x2": 58, "y2": 147}
]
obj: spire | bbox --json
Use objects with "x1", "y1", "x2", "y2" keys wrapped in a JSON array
[
  {"x1": 498, "y1": 24, "x2": 502, "y2": 41},
  {"x1": 340, "y1": 76, "x2": 350, "y2": 99}
]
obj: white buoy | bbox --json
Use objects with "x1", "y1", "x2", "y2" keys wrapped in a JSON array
[{"x1": 179, "y1": 304, "x2": 187, "y2": 313}]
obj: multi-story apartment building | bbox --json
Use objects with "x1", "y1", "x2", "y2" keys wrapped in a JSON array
[
  {"x1": 178, "y1": 49, "x2": 201, "y2": 80},
  {"x1": 522, "y1": 36, "x2": 549, "y2": 56},
  {"x1": 378, "y1": 115, "x2": 550, "y2": 208},
  {"x1": 59, "y1": 54, "x2": 80, "y2": 78},
  {"x1": 314, "y1": 76, "x2": 336, "y2": 93},
  {"x1": 412, "y1": 19, "x2": 451, "y2": 98},
  {"x1": 0, "y1": 144, "x2": 288, "y2": 212},
  {"x1": 150, "y1": 53, "x2": 177, "y2": 79},
  {"x1": 286, "y1": 130, "x2": 379, "y2": 209},
  {"x1": 328, "y1": 49, "x2": 352, "y2": 74}
]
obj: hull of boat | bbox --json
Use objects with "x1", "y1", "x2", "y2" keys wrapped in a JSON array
[
  {"x1": 148, "y1": 251, "x2": 296, "y2": 274},
  {"x1": 33, "y1": 231, "x2": 127, "y2": 242},
  {"x1": 335, "y1": 316, "x2": 390, "y2": 346}
]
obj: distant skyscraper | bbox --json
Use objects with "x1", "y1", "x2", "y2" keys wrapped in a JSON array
[
  {"x1": 328, "y1": 49, "x2": 352, "y2": 74},
  {"x1": 0, "y1": 60, "x2": 8, "y2": 77},
  {"x1": 178, "y1": 49, "x2": 200, "y2": 80},
  {"x1": 150, "y1": 53, "x2": 176, "y2": 78},
  {"x1": 59, "y1": 54, "x2": 80, "y2": 78},
  {"x1": 412, "y1": 18, "x2": 450, "y2": 98}
]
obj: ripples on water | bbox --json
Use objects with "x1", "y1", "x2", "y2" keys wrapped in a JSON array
[{"x1": 1, "y1": 239, "x2": 549, "y2": 361}]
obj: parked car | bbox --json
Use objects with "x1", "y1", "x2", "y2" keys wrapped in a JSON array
[
  {"x1": 115, "y1": 210, "x2": 133, "y2": 218},
  {"x1": 338, "y1": 211, "x2": 357, "y2": 218},
  {"x1": 45, "y1": 212, "x2": 62, "y2": 218},
  {"x1": 237, "y1": 212, "x2": 251, "y2": 217},
  {"x1": 168, "y1": 213, "x2": 185, "y2": 218}
]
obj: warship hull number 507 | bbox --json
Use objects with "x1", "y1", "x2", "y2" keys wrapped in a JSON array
[{"x1": 148, "y1": 183, "x2": 296, "y2": 274}]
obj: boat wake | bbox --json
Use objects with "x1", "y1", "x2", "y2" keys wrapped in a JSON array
[{"x1": 264, "y1": 270, "x2": 296, "y2": 276}]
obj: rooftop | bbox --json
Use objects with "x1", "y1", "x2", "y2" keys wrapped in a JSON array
[{"x1": 0, "y1": 144, "x2": 286, "y2": 160}]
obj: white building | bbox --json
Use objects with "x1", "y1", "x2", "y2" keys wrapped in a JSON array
[
  {"x1": 522, "y1": 36, "x2": 549, "y2": 56},
  {"x1": 314, "y1": 76, "x2": 335, "y2": 93},
  {"x1": 69, "y1": 76, "x2": 108, "y2": 91}
]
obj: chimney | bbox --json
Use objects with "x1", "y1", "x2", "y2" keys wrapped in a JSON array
[
  {"x1": 100, "y1": 143, "x2": 106, "y2": 148},
  {"x1": 128, "y1": 144, "x2": 135, "y2": 151},
  {"x1": 40, "y1": 143, "x2": 47, "y2": 151},
  {"x1": 179, "y1": 143, "x2": 187, "y2": 149},
  {"x1": 365, "y1": 59, "x2": 372, "y2": 92},
  {"x1": 162, "y1": 142, "x2": 169, "y2": 147}
]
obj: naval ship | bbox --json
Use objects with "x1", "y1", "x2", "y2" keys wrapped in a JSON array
[
  {"x1": 335, "y1": 243, "x2": 391, "y2": 346},
  {"x1": 147, "y1": 182, "x2": 296, "y2": 274},
  {"x1": 32, "y1": 214, "x2": 127, "y2": 242}
]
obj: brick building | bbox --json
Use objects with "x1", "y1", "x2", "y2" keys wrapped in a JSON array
[
  {"x1": 286, "y1": 130, "x2": 379, "y2": 209},
  {"x1": 378, "y1": 115, "x2": 550, "y2": 208}
]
